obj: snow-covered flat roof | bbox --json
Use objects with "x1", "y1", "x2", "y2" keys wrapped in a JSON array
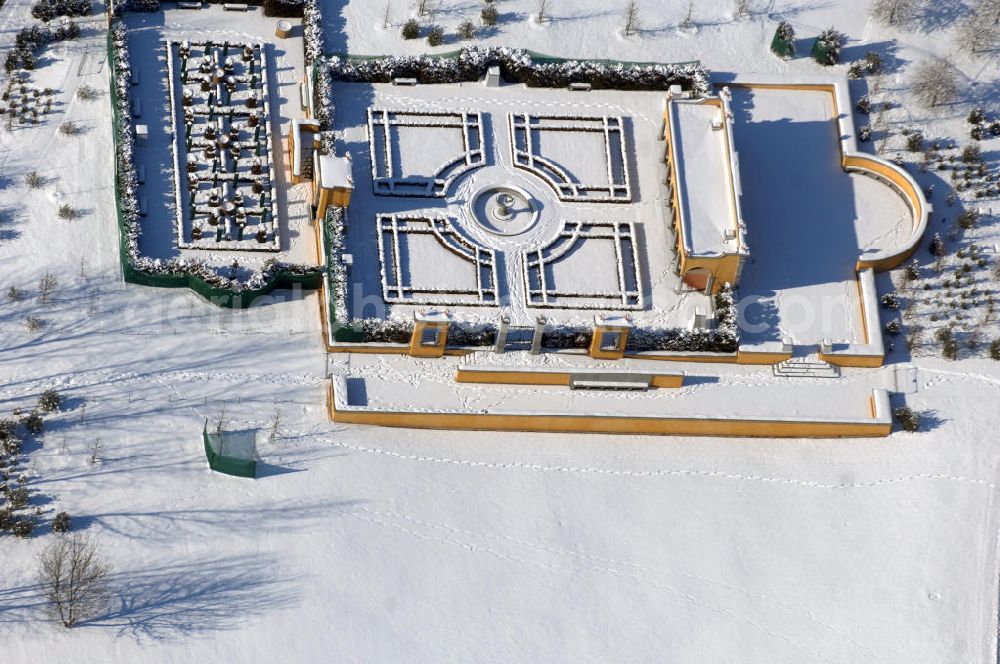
[
  {"x1": 667, "y1": 97, "x2": 742, "y2": 258},
  {"x1": 319, "y1": 153, "x2": 353, "y2": 190}
]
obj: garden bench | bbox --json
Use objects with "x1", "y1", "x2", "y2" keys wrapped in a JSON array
[
  {"x1": 392, "y1": 77, "x2": 418, "y2": 86},
  {"x1": 177, "y1": 1, "x2": 201, "y2": 8},
  {"x1": 568, "y1": 82, "x2": 592, "y2": 92},
  {"x1": 136, "y1": 165, "x2": 146, "y2": 184},
  {"x1": 138, "y1": 197, "x2": 148, "y2": 217},
  {"x1": 568, "y1": 373, "x2": 650, "y2": 391},
  {"x1": 131, "y1": 99, "x2": 141, "y2": 117},
  {"x1": 299, "y1": 81, "x2": 308, "y2": 111},
  {"x1": 223, "y1": 2, "x2": 248, "y2": 10}
]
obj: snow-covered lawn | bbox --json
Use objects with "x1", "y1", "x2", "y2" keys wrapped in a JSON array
[{"x1": 0, "y1": 0, "x2": 999, "y2": 663}]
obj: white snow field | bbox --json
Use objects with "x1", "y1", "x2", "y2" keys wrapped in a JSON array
[{"x1": 0, "y1": 1, "x2": 999, "y2": 663}]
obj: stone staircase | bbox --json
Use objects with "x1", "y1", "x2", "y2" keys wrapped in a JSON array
[{"x1": 772, "y1": 356, "x2": 840, "y2": 379}]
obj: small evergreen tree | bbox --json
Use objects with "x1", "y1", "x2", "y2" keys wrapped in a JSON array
[
  {"x1": 481, "y1": 3, "x2": 498, "y2": 26},
  {"x1": 967, "y1": 107, "x2": 985, "y2": 124},
  {"x1": 856, "y1": 94, "x2": 871, "y2": 115},
  {"x1": 864, "y1": 50, "x2": 883, "y2": 74},
  {"x1": 38, "y1": 389, "x2": 61, "y2": 413},
  {"x1": 401, "y1": 18, "x2": 420, "y2": 39},
  {"x1": 929, "y1": 232, "x2": 946, "y2": 257},
  {"x1": 811, "y1": 28, "x2": 844, "y2": 65},
  {"x1": 52, "y1": 511, "x2": 71, "y2": 533},
  {"x1": 990, "y1": 338, "x2": 1000, "y2": 360},
  {"x1": 770, "y1": 21, "x2": 795, "y2": 59},
  {"x1": 457, "y1": 19, "x2": 476, "y2": 40},
  {"x1": 893, "y1": 406, "x2": 920, "y2": 432},
  {"x1": 426, "y1": 25, "x2": 444, "y2": 46}
]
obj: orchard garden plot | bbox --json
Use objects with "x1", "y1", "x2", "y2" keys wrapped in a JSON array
[
  {"x1": 167, "y1": 40, "x2": 279, "y2": 251},
  {"x1": 330, "y1": 81, "x2": 706, "y2": 330},
  {"x1": 119, "y1": 6, "x2": 316, "y2": 275}
]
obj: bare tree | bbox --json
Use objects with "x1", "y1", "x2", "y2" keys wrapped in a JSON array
[
  {"x1": 955, "y1": 3, "x2": 1000, "y2": 54},
  {"x1": 416, "y1": 0, "x2": 431, "y2": 17},
  {"x1": 382, "y1": 1, "x2": 391, "y2": 29},
  {"x1": 910, "y1": 58, "x2": 960, "y2": 108},
  {"x1": 88, "y1": 437, "x2": 104, "y2": 465},
  {"x1": 623, "y1": 1, "x2": 640, "y2": 35},
  {"x1": 734, "y1": 0, "x2": 751, "y2": 18},
  {"x1": 535, "y1": 0, "x2": 549, "y2": 23},
  {"x1": 868, "y1": 0, "x2": 918, "y2": 26},
  {"x1": 39, "y1": 534, "x2": 112, "y2": 628},
  {"x1": 268, "y1": 406, "x2": 282, "y2": 446},
  {"x1": 38, "y1": 271, "x2": 57, "y2": 304},
  {"x1": 680, "y1": 0, "x2": 695, "y2": 29}
]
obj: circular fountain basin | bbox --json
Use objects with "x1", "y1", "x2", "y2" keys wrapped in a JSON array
[{"x1": 469, "y1": 185, "x2": 539, "y2": 236}]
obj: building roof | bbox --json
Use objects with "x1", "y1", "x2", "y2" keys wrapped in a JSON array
[
  {"x1": 666, "y1": 94, "x2": 744, "y2": 259},
  {"x1": 318, "y1": 153, "x2": 353, "y2": 190}
]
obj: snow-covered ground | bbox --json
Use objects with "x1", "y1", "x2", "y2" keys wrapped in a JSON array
[{"x1": 1, "y1": 0, "x2": 999, "y2": 663}]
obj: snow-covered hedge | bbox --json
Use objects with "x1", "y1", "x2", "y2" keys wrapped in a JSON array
[
  {"x1": 326, "y1": 47, "x2": 710, "y2": 96},
  {"x1": 538, "y1": 285, "x2": 738, "y2": 352},
  {"x1": 626, "y1": 285, "x2": 739, "y2": 353},
  {"x1": 302, "y1": 0, "x2": 323, "y2": 65}
]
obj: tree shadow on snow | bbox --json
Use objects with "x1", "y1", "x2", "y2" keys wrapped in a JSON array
[{"x1": 88, "y1": 553, "x2": 301, "y2": 641}]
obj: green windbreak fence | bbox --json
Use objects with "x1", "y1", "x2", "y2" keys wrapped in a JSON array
[
  {"x1": 203, "y1": 421, "x2": 258, "y2": 478},
  {"x1": 106, "y1": 28, "x2": 321, "y2": 309}
]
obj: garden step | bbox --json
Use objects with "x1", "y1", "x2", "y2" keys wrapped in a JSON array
[{"x1": 772, "y1": 357, "x2": 840, "y2": 379}]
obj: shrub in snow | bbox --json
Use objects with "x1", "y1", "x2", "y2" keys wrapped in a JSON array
[
  {"x1": 426, "y1": 25, "x2": 444, "y2": 46},
  {"x1": 52, "y1": 511, "x2": 71, "y2": 533},
  {"x1": 402, "y1": 19, "x2": 420, "y2": 40},
  {"x1": 989, "y1": 120, "x2": 1000, "y2": 137},
  {"x1": 967, "y1": 107, "x2": 985, "y2": 125},
  {"x1": 858, "y1": 123, "x2": 872, "y2": 142},
  {"x1": 481, "y1": 4, "x2": 498, "y2": 26},
  {"x1": 25, "y1": 170, "x2": 43, "y2": 188},
  {"x1": 447, "y1": 323, "x2": 497, "y2": 347},
  {"x1": 990, "y1": 339, "x2": 1000, "y2": 361},
  {"x1": 904, "y1": 259, "x2": 920, "y2": 282},
  {"x1": 0, "y1": 508, "x2": 13, "y2": 532},
  {"x1": 865, "y1": 51, "x2": 883, "y2": 74},
  {"x1": 31, "y1": 0, "x2": 90, "y2": 22},
  {"x1": 457, "y1": 20, "x2": 476, "y2": 40},
  {"x1": 936, "y1": 327, "x2": 958, "y2": 360},
  {"x1": 893, "y1": 406, "x2": 920, "y2": 432},
  {"x1": 38, "y1": 389, "x2": 61, "y2": 413},
  {"x1": 811, "y1": 28, "x2": 844, "y2": 66},
  {"x1": 7, "y1": 486, "x2": 29, "y2": 510},
  {"x1": 957, "y1": 209, "x2": 978, "y2": 230},
  {"x1": 885, "y1": 319, "x2": 900, "y2": 335},
  {"x1": 929, "y1": 232, "x2": 945, "y2": 257},
  {"x1": 880, "y1": 293, "x2": 899, "y2": 310},
  {"x1": 855, "y1": 94, "x2": 870, "y2": 115},
  {"x1": 21, "y1": 411, "x2": 43, "y2": 434},
  {"x1": 905, "y1": 132, "x2": 923, "y2": 152},
  {"x1": 770, "y1": 21, "x2": 794, "y2": 59},
  {"x1": 12, "y1": 519, "x2": 33, "y2": 538},
  {"x1": 25, "y1": 315, "x2": 44, "y2": 332}
]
